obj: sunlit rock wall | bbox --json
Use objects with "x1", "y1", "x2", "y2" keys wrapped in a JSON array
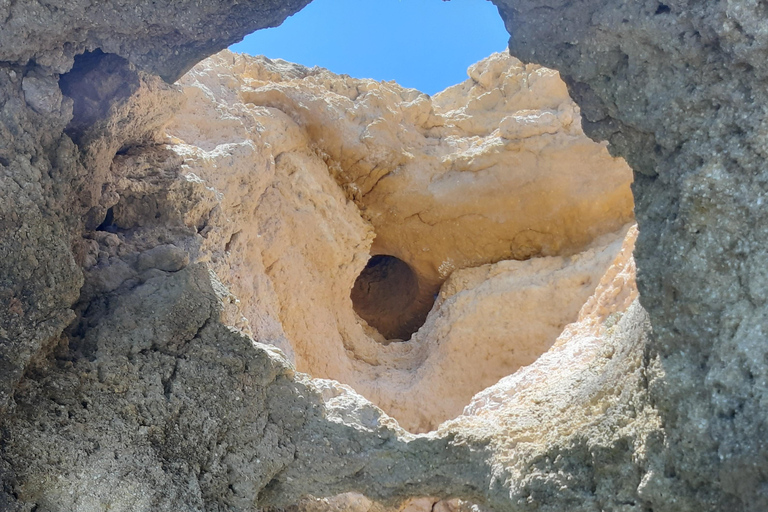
[{"x1": 167, "y1": 50, "x2": 634, "y2": 432}]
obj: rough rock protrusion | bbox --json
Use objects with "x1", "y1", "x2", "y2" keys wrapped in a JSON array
[
  {"x1": 0, "y1": 47, "x2": 181, "y2": 416},
  {"x1": 491, "y1": 0, "x2": 768, "y2": 508},
  {"x1": 2, "y1": 263, "x2": 492, "y2": 511},
  {"x1": 0, "y1": 0, "x2": 312, "y2": 81}
]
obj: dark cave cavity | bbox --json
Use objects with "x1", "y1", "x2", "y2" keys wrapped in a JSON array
[
  {"x1": 59, "y1": 49, "x2": 140, "y2": 141},
  {"x1": 351, "y1": 254, "x2": 434, "y2": 342}
]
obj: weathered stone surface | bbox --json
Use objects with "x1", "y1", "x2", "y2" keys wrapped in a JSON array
[
  {"x1": 0, "y1": 50, "x2": 182, "y2": 416},
  {"x1": 1, "y1": 0, "x2": 766, "y2": 511},
  {"x1": 0, "y1": 0, "x2": 311, "y2": 81},
  {"x1": 380, "y1": 226, "x2": 633, "y2": 431},
  {"x1": 1, "y1": 262, "x2": 491, "y2": 511},
  {"x1": 0, "y1": 74, "x2": 494, "y2": 505},
  {"x1": 234, "y1": 50, "x2": 633, "y2": 308},
  {"x1": 490, "y1": 0, "x2": 768, "y2": 508},
  {"x1": 0, "y1": 63, "x2": 82, "y2": 414},
  {"x1": 166, "y1": 50, "x2": 633, "y2": 432},
  {"x1": 443, "y1": 226, "x2": 655, "y2": 512}
]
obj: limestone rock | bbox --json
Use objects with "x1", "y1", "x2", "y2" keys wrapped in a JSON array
[
  {"x1": 0, "y1": 263, "x2": 488, "y2": 511},
  {"x1": 376, "y1": 226, "x2": 634, "y2": 431},
  {"x1": 491, "y1": 0, "x2": 768, "y2": 508},
  {"x1": 234, "y1": 50, "x2": 634, "y2": 316},
  {"x1": 0, "y1": 66, "x2": 82, "y2": 413},
  {"x1": 0, "y1": 48, "x2": 181, "y2": 415},
  {"x1": 1, "y1": 0, "x2": 766, "y2": 511},
  {"x1": 464, "y1": 224, "x2": 639, "y2": 417},
  {"x1": 0, "y1": 0, "x2": 311, "y2": 80},
  {"x1": 166, "y1": 50, "x2": 634, "y2": 432},
  {"x1": 0, "y1": 41, "x2": 641, "y2": 509}
]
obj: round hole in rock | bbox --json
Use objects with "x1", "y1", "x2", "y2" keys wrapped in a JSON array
[{"x1": 351, "y1": 255, "x2": 430, "y2": 341}]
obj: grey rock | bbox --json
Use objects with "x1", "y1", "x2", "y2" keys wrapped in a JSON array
[
  {"x1": 0, "y1": 263, "x2": 492, "y2": 511},
  {"x1": 492, "y1": 0, "x2": 768, "y2": 509},
  {"x1": 21, "y1": 72, "x2": 63, "y2": 115},
  {"x1": 85, "y1": 258, "x2": 137, "y2": 294},
  {"x1": 0, "y1": 51, "x2": 180, "y2": 415},
  {"x1": 0, "y1": 64, "x2": 83, "y2": 415},
  {"x1": 0, "y1": 0, "x2": 313, "y2": 81},
  {"x1": 136, "y1": 244, "x2": 190, "y2": 272}
]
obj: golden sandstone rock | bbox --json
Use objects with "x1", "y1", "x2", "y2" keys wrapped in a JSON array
[{"x1": 167, "y1": 50, "x2": 635, "y2": 432}]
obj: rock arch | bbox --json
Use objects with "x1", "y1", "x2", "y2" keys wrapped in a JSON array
[{"x1": 0, "y1": 1, "x2": 765, "y2": 511}]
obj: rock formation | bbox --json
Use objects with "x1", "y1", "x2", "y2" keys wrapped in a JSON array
[
  {"x1": 0, "y1": 1, "x2": 766, "y2": 511},
  {"x1": 492, "y1": 1, "x2": 768, "y2": 509},
  {"x1": 166, "y1": 49, "x2": 633, "y2": 432}
]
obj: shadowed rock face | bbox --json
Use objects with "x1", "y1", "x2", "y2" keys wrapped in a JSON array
[
  {"x1": 0, "y1": 0, "x2": 312, "y2": 81},
  {"x1": 0, "y1": 0, "x2": 308, "y2": 424},
  {"x1": 351, "y1": 255, "x2": 423, "y2": 341},
  {"x1": 491, "y1": 1, "x2": 768, "y2": 508},
  {"x1": 0, "y1": 1, "x2": 766, "y2": 512}
]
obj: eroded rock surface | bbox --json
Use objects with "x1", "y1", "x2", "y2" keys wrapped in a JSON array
[
  {"x1": 0, "y1": 0, "x2": 311, "y2": 81},
  {"x1": 166, "y1": 50, "x2": 633, "y2": 432},
  {"x1": 1, "y1": 0, "x2": 766, "y2": 511},
  {"x1": 0, "y1": 38, "x2": 636, "y2": 511},
  {"x1": 0, "y1": 48, "x2": 182, "y2": 416},
  {"x1": 491, "y1": 0, "x2": 768, "y2": 508}
]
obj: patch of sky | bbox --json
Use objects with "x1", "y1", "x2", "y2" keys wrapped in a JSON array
[{"x1": 229, "y1": 0, "x2": 509, "y2": 96}]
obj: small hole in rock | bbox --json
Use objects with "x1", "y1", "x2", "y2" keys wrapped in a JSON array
[
  {"x1": 655, "y1": 3, "x2": 671, "y2": 14},
  {"x1": 96, "y1": 207, "x2": 118, "y2": 232},
  {"x1": 351, "y1": 255, "x2": 431, "y2": 341}
]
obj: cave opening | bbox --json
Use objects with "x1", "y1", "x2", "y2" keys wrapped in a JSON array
[
  {"x1": 95, "y1": 206, "x2": 118, "y2": 233},
  {"x1": 171, "y1": 16, "x2": 637, "y2": 434},
  {"x1": 351, "y1": 254, "x2": 431, "y2": 341}
]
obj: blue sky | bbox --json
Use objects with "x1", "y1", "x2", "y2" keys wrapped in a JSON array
[{"x1": 229, "y1": 0, "x2": 509, "y2": 96}]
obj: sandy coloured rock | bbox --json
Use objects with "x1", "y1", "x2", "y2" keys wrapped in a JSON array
[{"x1": 166, "y1": 50, "x2": 634, "y2": 432}]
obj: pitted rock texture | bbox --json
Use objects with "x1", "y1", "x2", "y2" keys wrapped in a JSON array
[
  {"x1": 0, "y1": 35, "x2": 641, "y2": 511},
  {"x1": 491, "y1": 0, "x2": 768, "y2": 508},
  {"x1": 2, "y1": 263, "x2": 492, "y2": 511},
  {"x1": 0, "y1": 48, "x2": 182, "y2": 415},
  {"x1": 166, "y1": 50, "x2": 633, "y2": 432},
  {"x1": 1, "y1": 1, "x2": 766, "y2": 511},
  {"x1": 1, "y1": 64, "x2": 495, "y2": 509}
]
